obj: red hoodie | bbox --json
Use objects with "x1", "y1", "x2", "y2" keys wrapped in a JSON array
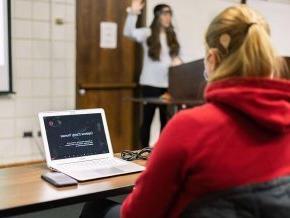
[{"x1": 121, "y1": 78, "x2": 290, "y2": 218}]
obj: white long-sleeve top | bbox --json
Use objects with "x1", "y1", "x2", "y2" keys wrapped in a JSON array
[{"x1": 123, "y1": 14, "x2": 172, "y2": 88}]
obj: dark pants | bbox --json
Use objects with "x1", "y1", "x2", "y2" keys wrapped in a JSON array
[
  {"x1": 80, "y1": 199, "x2": 121, "y2": 218},
  {"x1": 140, "y1": 85, "x2": 168, "y2": 148}
]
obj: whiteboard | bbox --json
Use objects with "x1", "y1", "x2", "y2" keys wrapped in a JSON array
[
  {"x1": 147, "y1": 0, "x2": 240, "y2": 62},
  {"x1": 0, "y1": 0, "x2": 12, "y2": 93},
  {"x1": 247, "y1": 0, "x2": 290, "y2": 57}
]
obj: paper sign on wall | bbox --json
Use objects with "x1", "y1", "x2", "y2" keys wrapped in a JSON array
[{"x1": 100, "y1": 22, "x2": 118, "y2": 49}]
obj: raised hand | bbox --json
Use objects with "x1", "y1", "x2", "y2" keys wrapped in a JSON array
[{"x1": 131, "y1": 0, "x2": 145, "y2": 13}]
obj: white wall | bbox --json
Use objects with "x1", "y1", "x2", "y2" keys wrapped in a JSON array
[
  {"x1": 248, "y1": 0, "x2": 290, "y2": 56},
  {"x1": 0, "y1": 0, "x2": 76, "y2": 166},
  {"x1": 147, "y1": 0, "x2": 290, "y2": 61}
]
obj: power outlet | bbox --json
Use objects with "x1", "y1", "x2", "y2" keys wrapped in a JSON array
[{"x1": 23, "y1": 131, "x2": 33, "y2": 138}]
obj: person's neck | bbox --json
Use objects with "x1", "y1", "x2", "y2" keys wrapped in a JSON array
[
  {"x1": 160, "y1": 27, "x2": 166, "y2": 34},
  {"x1": 160, "y1": 26, "x2": 166, "y2": 33}
]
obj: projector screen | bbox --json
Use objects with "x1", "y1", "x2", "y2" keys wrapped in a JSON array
[{"x1": 0, "y1": 0, "x2": 12, "y2": 93}]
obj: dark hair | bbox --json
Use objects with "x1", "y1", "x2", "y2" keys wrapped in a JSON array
[{"x1": 147, "y1": 4, "x2": 180, "y2": 61}]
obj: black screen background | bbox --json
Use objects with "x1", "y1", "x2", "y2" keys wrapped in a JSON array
[{"x1": 44, "y1": 113, "x2": 109, "y2": 160}]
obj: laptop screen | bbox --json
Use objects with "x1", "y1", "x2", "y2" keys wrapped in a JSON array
[{"x1": 43, "y1": 113, "x2": 110, "y2": 160}]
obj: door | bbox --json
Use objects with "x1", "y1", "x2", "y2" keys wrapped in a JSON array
[{"x1": 76, "y1": 0, "x2": 145, "y2": 152}]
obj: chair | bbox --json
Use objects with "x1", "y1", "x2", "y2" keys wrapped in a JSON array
[{"x1": 181, "y1": 177, "x2": 290, "y2": 218}]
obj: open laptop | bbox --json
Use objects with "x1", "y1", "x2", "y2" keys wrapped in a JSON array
[{"x1": 39, "y1": 109, "x2": 145, "y2": 182}]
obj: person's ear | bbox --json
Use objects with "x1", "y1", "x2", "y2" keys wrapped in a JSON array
[{"x1": 207, "y1": 48, "x2": 219, "y2": 73}]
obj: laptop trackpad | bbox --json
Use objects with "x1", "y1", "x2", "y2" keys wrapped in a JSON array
[{"x1": 97, "y1": 167, "x2": 124, "y2": 175}]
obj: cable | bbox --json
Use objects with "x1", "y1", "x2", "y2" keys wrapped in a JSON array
[{"x1": 121, "y1": 147, "x2": 153, "y2": 161}]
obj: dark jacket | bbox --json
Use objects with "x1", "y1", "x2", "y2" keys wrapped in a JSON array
[{"x1": 182, "y1": 177, "x2": 290, "y2": 218}]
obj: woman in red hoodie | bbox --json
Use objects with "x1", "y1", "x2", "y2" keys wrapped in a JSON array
[{"x1": 80, "y1": 4, "x2": 290, "y2": 218}]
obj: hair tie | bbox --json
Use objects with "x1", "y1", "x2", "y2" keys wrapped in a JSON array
[
  {"x1": 219, "y1": 33, "x2": 231, "y2": 51},
  {"x1": 248, "y1": 22, "x2": 257, "y2": 28}
]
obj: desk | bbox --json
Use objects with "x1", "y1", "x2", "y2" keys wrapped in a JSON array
[
  {"x1": 128, "y1": 97, "x2": 204, "y2": 117},
  {"x1": 127, "y1": 97, "x2": 204, "y2": 141},
  {"x1": 0, "y1": 159, "x2": 145, "y2": 217},
  {"x1": 128, "y1": 97, "x2": 204, "y2": 112},
  {"x1": 129, "y1": 97, "x2": 204, "y2": 107}
]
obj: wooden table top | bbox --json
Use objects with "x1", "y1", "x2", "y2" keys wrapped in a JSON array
[
  {"x1": 127, "y1": 97, "x2": 204, "y2": 106},
  {"x1": 0, "y1": 159, "x2": 146, "y2": 217}
]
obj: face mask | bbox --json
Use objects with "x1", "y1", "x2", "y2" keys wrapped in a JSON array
[
  {"x1": 203, "y1": 58, "x2": 208, "y2": 81},
  {"x1": 203, "y1": 70, "x2": 208, "y2": 81}
]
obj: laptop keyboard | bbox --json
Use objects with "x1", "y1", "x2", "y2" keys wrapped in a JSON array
[{"x1": 59, "y1": 158, "x2": 128, "y2": 172}]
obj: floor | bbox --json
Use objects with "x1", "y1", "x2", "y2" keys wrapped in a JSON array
[
  {"x1": 8, "y1": 196, "x2": 126, "y2": 218},
  {"x1": 9, "y1": 203, "x2": 84, "y2": 218}
]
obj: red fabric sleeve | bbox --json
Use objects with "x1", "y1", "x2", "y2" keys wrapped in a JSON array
[{"x1": 121, "y1": 112, "x2": 189, "y2": 218}]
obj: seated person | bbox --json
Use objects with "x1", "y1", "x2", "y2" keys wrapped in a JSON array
[{"x1": 80, "y1": 4, "x2": 290, "y2": 218}]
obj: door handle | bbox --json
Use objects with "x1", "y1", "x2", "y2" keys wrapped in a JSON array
[{"x1": 78, "y1": 88, "x2": 86, "y2": 96}]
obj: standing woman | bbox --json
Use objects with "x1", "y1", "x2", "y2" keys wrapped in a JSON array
[{"x1": 124, "y1": 0, "x2": 181, "y2": 148}]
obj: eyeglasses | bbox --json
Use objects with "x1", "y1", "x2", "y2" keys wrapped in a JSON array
[{"x1": 121, "y1": 147, "x2": 153, "y2": 161}]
